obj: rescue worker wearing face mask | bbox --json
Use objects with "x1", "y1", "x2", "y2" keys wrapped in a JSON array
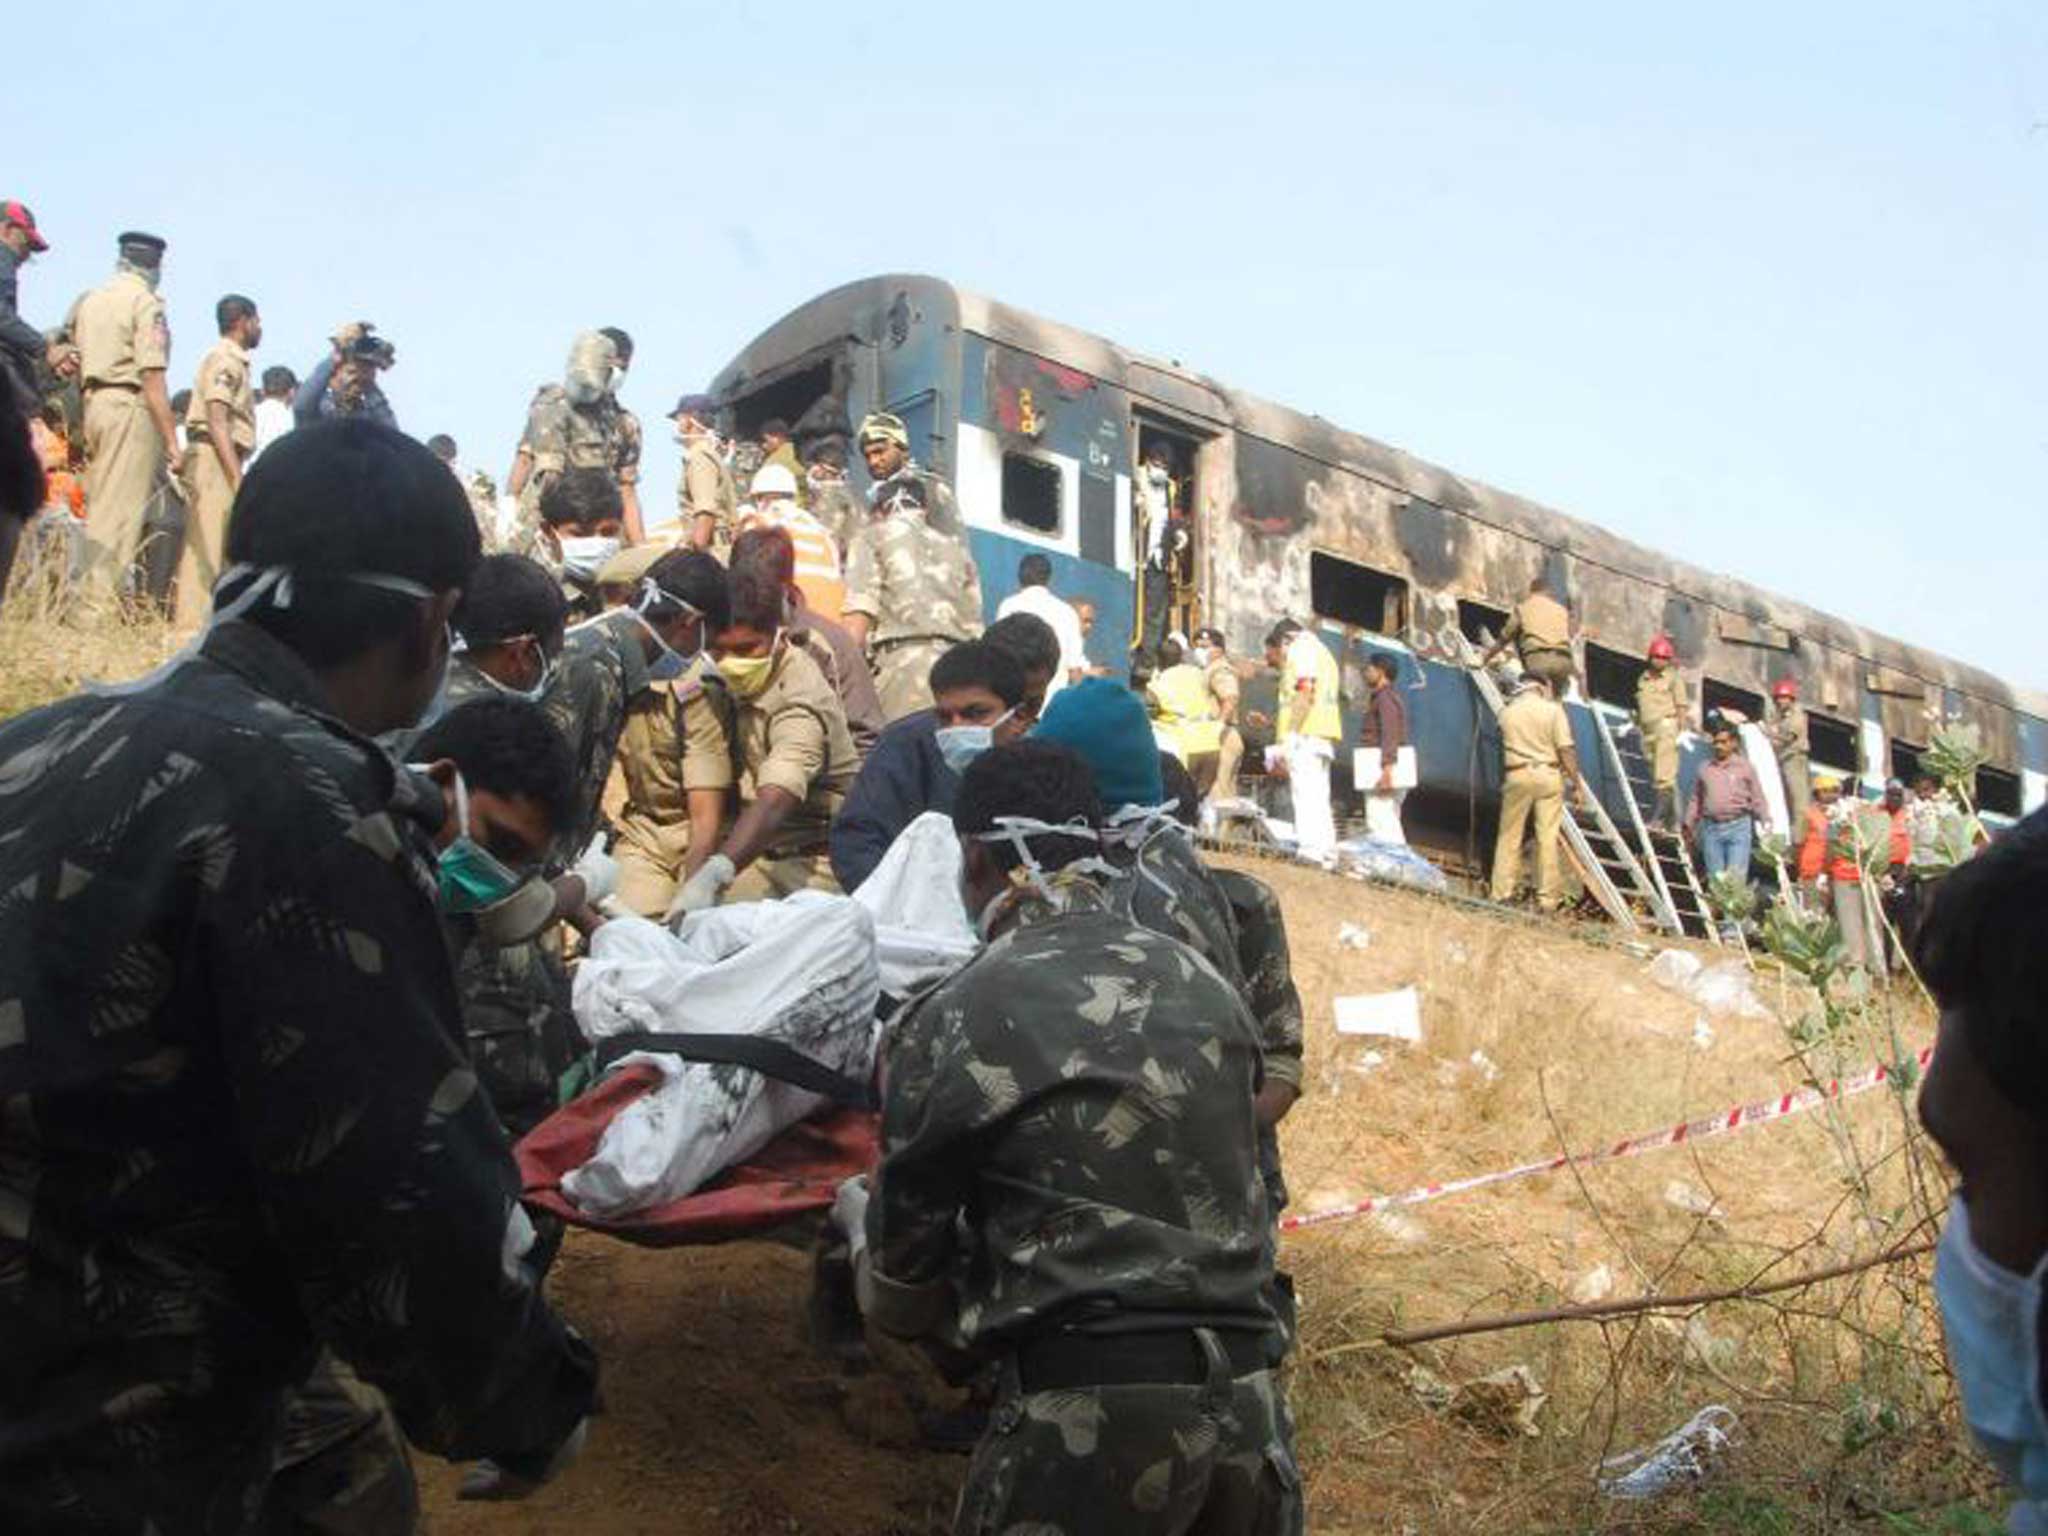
[
  {"x1": 0, "y1": 422, "x2": 596, "y2": 1533},
  {"x1": 730, "y1": 524, "x2": 883, "y2": 757},
  {"x1": 670, "y1": 392, "x2": 736, "y2": 556},
  {"x1": 671, "y1": 554, "x2": 860, "y2": 913},
  {"x1": 607, "y1": 549, "x2": 739, "y2": 919},
  {"x1": 1914, "y1": 809, "x2": 2048, "y2": 1531},
  {"x1": 507, "y1": 328, "x2": 644, "y2": 547},
  {"x1": 531, "y1": 465, "x2": 628, "y2": 616},
  {"x1": 829, "y1": 639, "x2": 1036, "y2": 893}
]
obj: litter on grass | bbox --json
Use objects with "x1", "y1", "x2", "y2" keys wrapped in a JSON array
[{"x1": 1334, "y1": 987, "x2": 1422, "y2": 1042}]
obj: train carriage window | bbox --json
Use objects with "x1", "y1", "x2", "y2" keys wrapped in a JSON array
[
  {"x1": 1309, "y1": 552, "x2": 1408, "y2": 638},
  {"x1": 1978, "y1": 765, "x2": 2022, "y2": 817},
  {"x1": 1891, "y1": 741, "x2": 1925, "y2": 785},
  {"x1": 1702, "y1": 679, "x2": 1765, "y2": 729},
  {"x1": 1000, "y1": 453, "x2": 1063, "y2": 535},
  {"x1": 1457, "y1": 598, "x2": 1511, "y2": 648},
  {"x1": 1584, "y1": 643, "x2": 1647, "y2": 710},
  {"x1": 1807, "y1": 713, "x2": 1858, "y2": 775}
]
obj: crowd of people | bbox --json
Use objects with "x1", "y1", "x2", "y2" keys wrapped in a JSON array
[{"x1": 1, "y1": 202, "x2": 2042, "y2": 1534}]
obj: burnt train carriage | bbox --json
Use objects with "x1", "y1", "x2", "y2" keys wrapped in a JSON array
[{"x1": 711, "y1": 275, "x2": 2047, "y2": 853}]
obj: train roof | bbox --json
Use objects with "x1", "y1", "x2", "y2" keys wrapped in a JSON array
[{"x1": 715, "y1": 274, "x2": 2045, "y2": 723}]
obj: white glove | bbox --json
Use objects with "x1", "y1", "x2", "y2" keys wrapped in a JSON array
[
  {"x1": 831, "y1": 1174, "x2": 871, "y2": 1263},
  {"x1": 665, "y1": 853, "x2": 736, "y2": 926},
  {"x1": 457, "y1": 1418, "x2": 589, "y2": 1501},
  {"x1": 494, "y1": 493, "x2": 522, "y2": 543},
  {"x1": 572, "y1": 834, "x2": 617, "y2": 907}
]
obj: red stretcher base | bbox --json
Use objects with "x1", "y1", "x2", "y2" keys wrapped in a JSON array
[{"x1": 516, "y1": 1063, "x2": 880, "y2": 1247}]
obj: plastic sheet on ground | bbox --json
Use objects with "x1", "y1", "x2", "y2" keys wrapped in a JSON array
[
  {"x1": 1647, "y1": 949, "x2": 1771, "y2": 1020},
  {"x1": 1333, "y1": 987, "x2": 1422, "y2": 1042},
  {"x1": 560, "y1": 897, "x2": 880, "y2": 1217},
  {"x1": 1598, "y1": 1405, "x2": 1738, "y2": 1499},
  {"x1": 1334, "y1": 836, "x2": 1449, "y2": 893}
]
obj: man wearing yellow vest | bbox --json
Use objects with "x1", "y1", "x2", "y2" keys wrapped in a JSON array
[
  {"x1": 1147, "y1": 635, "x2": 1225, "y2": 794},
  {"x1": 1269, "y1": 618, "x2": 1342, "y2": 865}
]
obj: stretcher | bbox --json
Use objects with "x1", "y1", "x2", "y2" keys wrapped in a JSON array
[{"x1": 518, "y1": 1058, "x2": 879, "y2": 1245}]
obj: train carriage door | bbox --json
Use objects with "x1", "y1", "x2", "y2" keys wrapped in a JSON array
[{"x1": 1131, "y1": 417, "x2": 1209, "y2": 655}]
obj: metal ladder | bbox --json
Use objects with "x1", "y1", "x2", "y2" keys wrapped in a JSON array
[
  {"x1": 1590, "y1": 708, "x2": 1721, "y2": 944},
  {"x1": 1457, "y1": 650, "x2": 1652, "y2": 934}
]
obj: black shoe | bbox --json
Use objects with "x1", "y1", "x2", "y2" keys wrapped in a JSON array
[
  {"x1": 916, "y1": 1400, "x2": 990, "y2": 1453},
  {"x1": 806, "y1": 1248, "x2": 872, "y2": 1374}
]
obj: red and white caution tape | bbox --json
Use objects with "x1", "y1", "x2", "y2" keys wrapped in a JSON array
[{"x1": 1281, "y1": 1046, "x2": 1933, "y2": 1234}]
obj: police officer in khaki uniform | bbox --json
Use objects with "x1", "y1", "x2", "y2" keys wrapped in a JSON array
[
  {"x1": 1490, "y1": 675, "x2": 1585, "y2": 910},
  {"x1": 670, "y1": 393, "x2": 735, "y2": 556},
  {"x1": 174, "y1": 294, "x2": 261, "y2": 625},
  {"x1": 603, "y1": 552, "x2": 738, "y2": 917},
  {"x1": 1482, "y1": 573, "x2": 1576, "y2": 696},
  {"x1": 65, "y1": 232, "x2": 178, "y2": 595},
  {"x1": 1636, "y1": 634, "x2": 1689, "y2": 829},
  {"x1": 669, "y1": 558, "x2": 859, "y2": 912}
]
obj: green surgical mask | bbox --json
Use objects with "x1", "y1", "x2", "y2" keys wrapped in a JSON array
[{"x1": 436, "y1": 771, "x2": 524, "y2": 914}]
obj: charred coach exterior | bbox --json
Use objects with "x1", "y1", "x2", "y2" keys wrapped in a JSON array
[{"x1": 711, "y1": 274, "x2": 2046, "y2": 838}]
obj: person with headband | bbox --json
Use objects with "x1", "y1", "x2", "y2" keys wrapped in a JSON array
[
  {"x1": 0, "y1": 421, "x2": 597, "y2": 1530},
  {"x1": 506, "y1": 328, "x2": 644, "y2": 545},
  {"x1": 842, "y1": 410, "x2": 985, "y2": 722},
  {"x1": 605, "y1": 547, "x2": 739, "y2": 918},
  {"x1": 670, "y1": 548, "x2": 860, "y2": 913},
  {"x1": 838, "y1": 739, "x2": 1301, "y2": 1533}
]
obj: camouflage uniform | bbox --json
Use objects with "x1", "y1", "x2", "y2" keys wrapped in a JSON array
[
  {"x1": 515, "y1": 384, "x2": 641, "y2": 520},
  {"x1": 1213, "y1": 867, "x2": 1304, "y2": 1208},
  {"x1": 1106, "y1": 824, "x2": 1247, "y2": 993},
  {"x1": 0, "y1": 621, "x2": 597, "y2": 1534},
  {"x1": 550, "y1": 608, "x2": 651, "y2": 854},
  {"x1": 842, "y1": 465, "x2": 984, "y2": 722},
  {"x1": 867, "y1": 877, "x2": 1301, "y2": 1536},
  {"x1": 807, "y1": 473, "x2": 866, "y2": 564}
]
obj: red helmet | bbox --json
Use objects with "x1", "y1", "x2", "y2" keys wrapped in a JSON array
[
  {"x1": 1647, "y1": 635, "x2": 1676, "y2": 662},
  {"x1": 1772, "y1": 678, "x2": 1798, "y2": 700}
]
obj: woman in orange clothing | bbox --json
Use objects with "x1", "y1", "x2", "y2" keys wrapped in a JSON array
[{"x1": 1797, "y1": 775, "x2": 1874, "y2": 974}]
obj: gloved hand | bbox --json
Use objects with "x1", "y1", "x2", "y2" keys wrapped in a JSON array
[
  {"x1": 665, "y1": 853, "x2": 736, "y2": 926},
  {"x1": 457, "y1": 1418, "x2": 589, "y2": 1502},
  {"x1": 831, "y1": 1174, "x2": 871, "y2": 1263},
  {"x1": 572, "y1": 834, "x2": 618, "y2": 907}
]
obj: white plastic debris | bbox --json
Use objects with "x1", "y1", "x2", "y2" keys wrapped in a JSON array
[
  {"x1": 1336, "y1": 921, "x2": 1372, "y2": 950},
  {"x1": 1370, "y1": 1209, "x2": 1426, "y2": 1247},
  {"x1": 1662, "y1": 1179, "x2": 1723, "y2": 1222},
  {"x1": 1648, "y1": 949, "x2": 1704, "y2": 993},
  {"x1": 1598, "y1": 1406, "x2": 1739, "y2": 1499},
  {"x1": 1569, "y1": 1263, "x2": 1616, "y2": 1305},
  {"x1": 1647, "y1": 949, "x2": 1770, "y2": 1021},
  {"x1": 1334, "y1": 987, "x2": 1422, "y2": 1042},
  {"x1": 1691, "y1": 1014, "x2": 1715, "y2": 1051},
  {"x1": 1467, "y1": 1050, "x2": 1501, "y2": 1084}
]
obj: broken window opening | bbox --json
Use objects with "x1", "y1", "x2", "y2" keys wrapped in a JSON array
[
  {"x1": 1000, "y1": 453, "x2": 1063, "y2": 536},
  {"x1": 1978, "y1": 765, "x2": 2022, "y2": 817},
  {"x1": 729, "y1": 356, "x2": 844, "y2": 456},
  {"x1": 1891, "y1": 741, "x2": 1925, "y2": 786},
  {"x1": 1807, "y1": 713, "x2": 1858, "y2": 777},
  {"x1": 1702, "y1": 679, "x2": 1765, "y2": 730},
  {"x1": 1457, "y1": 598, "x2": 1511, "y2": 648},
  {"x1": 1309, "y1": 551, "x2": 1408, "y2": 639},
  {"x1": 1584, "y1": 643, "x2": 1647, "y2": 712}
]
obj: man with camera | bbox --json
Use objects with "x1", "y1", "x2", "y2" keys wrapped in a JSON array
[{"x1": 295, "y1": 320, "x2": 397, "y2": 429}]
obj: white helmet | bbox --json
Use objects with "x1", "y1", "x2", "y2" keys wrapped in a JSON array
[{"x1": 749, "y1": 463, "x2": 799, "y2": 501}]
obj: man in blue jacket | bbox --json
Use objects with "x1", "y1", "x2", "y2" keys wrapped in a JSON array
[{"x1": 830, "y1": 613, "x2": 1056, "y2": 890}]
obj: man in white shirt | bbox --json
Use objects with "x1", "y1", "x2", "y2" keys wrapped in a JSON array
[
  {"x1": 248, "y1": 365, "x2": 297, "y2": 463},
  {"x1": 994, "y1": 552, "x2": 1087, "y2": 705}
]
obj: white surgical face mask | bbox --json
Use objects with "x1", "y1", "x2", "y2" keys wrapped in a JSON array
[
  {"x1": 558, "y1": 535, "x2": 620, "y2": 583},
  {"x1": 935, "y1": 707, "x2": 1016, "y2": 775},
  {"x1": 1191, "y1": 646, "x2": 1214, "y2": 668},
  {"x1": 1934, "y1": 1196, "x2": 2048, "y2": 1514},
  {"x1": 631, "y1": 578, "x2": 703, "y2": 682}
]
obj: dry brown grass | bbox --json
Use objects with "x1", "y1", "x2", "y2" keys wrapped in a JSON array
[
  {"x1": 1230, "y1": 853, "x2": 1987, "y2": 1534},
  {"x1": 0, "y1": 558, "x2": 179, "y2": 720}
]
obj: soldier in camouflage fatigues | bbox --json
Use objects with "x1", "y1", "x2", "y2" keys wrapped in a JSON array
[
  {"x1": 854, "y1": 741, "x2": 1302, "y2": 1535},
  {"x1": 0, "y1": 426, "x2": 596, "y2": 1534},
  {"x1": 804, "y1": 446, "x2": 867, "y2": 562},
  {"x1": 843, "y1": 412, "x2": 984, "y2": 722}
]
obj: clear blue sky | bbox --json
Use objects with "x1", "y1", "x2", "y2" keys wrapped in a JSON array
[{"x1": 19, "y1": 2, "x2": 2045, "y2": 686}]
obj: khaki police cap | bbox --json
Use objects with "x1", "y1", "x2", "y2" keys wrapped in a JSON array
[{"x1": 596, "y1": 539, "x2": 673, "y2": 589}]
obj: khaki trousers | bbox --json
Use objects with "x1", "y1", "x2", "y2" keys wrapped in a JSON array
[
  {"x1": 175, "y1": 444, "x2": 238, "y2": 628},
  {"x1": 1492, "y1": 765, "x2": 1565, "y2": 907},
  {"x1": 82, "y1": 388, "x2": 169, "y2": 595},
  {"x1": 1520, "y1": 646, "x2": 1575, "y2": 697},
  {"x1": 615, "y1": 813, "x2": 694, "y2": 918},
  {"x1": 1214, "y1": 725, "x2": 1244, "y2": 803},
  {"x1": 1643, "y1": 717, "x2": 1680, "y2": 791},
  {"x1": 1780, "y1": 756, "x2": 1811, "y2": 834}
]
